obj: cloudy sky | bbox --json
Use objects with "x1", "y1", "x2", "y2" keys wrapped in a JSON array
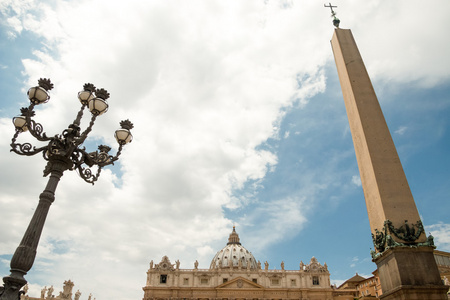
[{"x1": 1, "y1": 0, "x2": 449, "y2": 299}]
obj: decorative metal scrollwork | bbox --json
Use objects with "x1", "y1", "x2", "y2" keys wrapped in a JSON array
[{"x1": 10, "y1": 78, "x2": 133, "y2": 184}]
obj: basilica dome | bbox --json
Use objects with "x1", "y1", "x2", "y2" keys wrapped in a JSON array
[{"x1": 209, "y1": 227, "x2": 258, "y2": 270}]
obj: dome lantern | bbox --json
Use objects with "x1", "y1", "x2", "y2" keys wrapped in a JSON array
[{"x1": 227, "y1": 226, "x2": 241, "y2": 245}]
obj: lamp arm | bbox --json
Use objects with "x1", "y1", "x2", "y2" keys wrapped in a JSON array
[
  {"x1": 99, "y1": 144, "x2": 124, "y2": 167},
  {"x1": 10, "y1": 130, "x2": 48, "y2": 156},
  {"x1": 75, "y1": 163, "x2": 102, "y2": 185},
  {"x1": 70, "y1": 148, "x2": 89, "y2": 169},
  {"x1": 10, "y1": 142, "x2": 48, "y2": 156},
  {"x1": 27, "y1": 118, "x2": 52, "y2": 142},
  {"x1": 75, "y1": 144, "x2": 125, "y2": 183},
  {"x1": 76, "y1": 114, "x2": 97, "y2": 146},
  {"x1": 72, "y1": 104, "x2": 87, "y2": 127},
  {"x1": 23, "y1": 104, "x2": 52, "y2": 142}
]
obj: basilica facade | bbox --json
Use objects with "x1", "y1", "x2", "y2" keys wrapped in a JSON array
[{"x1": 142, "y1": 227, "x2": 334, "y2": 300}]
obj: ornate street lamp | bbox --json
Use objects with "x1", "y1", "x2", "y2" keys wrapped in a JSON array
[{"x1": 0, "y1": 78, "x2": 133, "y2": 300}]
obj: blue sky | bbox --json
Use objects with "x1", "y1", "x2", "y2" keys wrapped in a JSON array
[{"x1": 0, "y1": 1, "x2": 449, "y2": 299}]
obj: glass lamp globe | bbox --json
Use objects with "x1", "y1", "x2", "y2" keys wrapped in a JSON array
[
  {"x1": 115, "y1": 128, "x2": 133, "y2": 145},
  {"x1": 78, "y1": 83, "x2": 96, "y2": 105},
  {"x1": 12, "y1": 115, "x2": 28, "y2": 131},
  {"x1": 78, "y1": 90, "x2": 95, "y2": 105},
  {"x1": 28, "y1": 86, "x2": 50, "y2": 104},
  {"x1": 88, "y1": 98, "x2": 109, "y2": 116}
]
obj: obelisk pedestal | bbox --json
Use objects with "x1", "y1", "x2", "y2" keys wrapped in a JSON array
[{"x1": 331, "y1": 28, "x2": 447, "y2": 299}]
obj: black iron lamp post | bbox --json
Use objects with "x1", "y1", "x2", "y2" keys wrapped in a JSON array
[{"x1": 0, "y1": 78, "x2": 133, "y2": 300}]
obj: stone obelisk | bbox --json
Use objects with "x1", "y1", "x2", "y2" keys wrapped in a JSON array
[{"x1": 330, "y1": 26, "x2": 447, "y2": 299}]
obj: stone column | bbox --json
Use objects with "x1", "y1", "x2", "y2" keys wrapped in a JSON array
[{"x1": 331, "y1": 28, "x2": 447, "y2": 299}]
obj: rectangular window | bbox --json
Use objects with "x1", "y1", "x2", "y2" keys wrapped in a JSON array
[
  {"x1": 223, "y1": 278, "x2": 228, "y2": 283},
  {"x1": 183, "y1": 278, "x2": 189, "y2": 285},
  {"x1": 271, "y1": 279, "x2": 280, "y2": 285},
  {"x1": 160, "y1": 275, "x2": 167, "y2": 284},
  {"x1": 201, "y1": 278, "x2": 209, "y2": 284},
  {"x1": 290, "y1": 279, "x2": 296, "y2": 286},
  {"x1": 312, "y1": 276, "x2": 319, "y2": 285},
  {"x1": 252, "y1": 279, "x2": 257, "y2": 284}
]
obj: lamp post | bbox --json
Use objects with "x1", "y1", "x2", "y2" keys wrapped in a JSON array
[{"x1": 0, "y1": 78, "x2": 133, "y2": 300}]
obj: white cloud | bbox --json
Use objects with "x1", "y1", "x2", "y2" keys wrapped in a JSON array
[
  {"x1": 242, "y1": 196, "x2": 310, "y2": 252},
  {"x1": 340, "y1": 0, "x2": 450, "y2": 88},
  {"x1": 6, "y1": 16, "x2": 22, "y2": 34},
  {"x1": 0, "y1": 0, "x2": 40, "y2": 38},
  {"x1": 331, "y1": 279, "x2": 344, "y2": 287},
  {"x1": 395, "y1": 126, "x2": 408, "y2": 135},
  {"x1": 351, "y1": 175, "x2": 362, "y2": 187},
  {"x1": 427, "y1": 223, "x2": 450, "y2": 251}
]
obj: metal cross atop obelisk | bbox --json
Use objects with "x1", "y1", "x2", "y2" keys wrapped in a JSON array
[
  {"x1": 329, "y1": 9, "x2": 448, "y2": 300},
  {"x1": 324, "y1": 3, "x2": 340, "y2": 28}
]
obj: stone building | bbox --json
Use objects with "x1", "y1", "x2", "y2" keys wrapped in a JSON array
[
  {"x1": 355, "y1": 274, "x2": 379, "y2": 299},
  {"x1": 142, "y1": 227, "x2": 333, "y2": 300},
  {"x1": 19, "y1": 279, "x2": 91, "y2": 300},
  {"x1": 435, "y1": 250, "x2": 450, "y2": 281},
  {"x1": 333, "y1": 273, "x2": 365, "y2": 300}
]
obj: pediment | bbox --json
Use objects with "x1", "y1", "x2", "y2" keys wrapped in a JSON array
[
  {"x1": 155, "y1": 256, "x2": 175, "y2": 271},
  {"x1": 216, "y1": 277, "x2": 263, "y2": 289}
]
